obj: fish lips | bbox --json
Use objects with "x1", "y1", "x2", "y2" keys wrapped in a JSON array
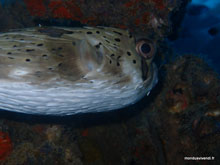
[{"x1": 142, "y1": 62, "x2": 158, "y2": 92}]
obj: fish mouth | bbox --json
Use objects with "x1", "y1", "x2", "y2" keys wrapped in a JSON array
[
  {"x1": 141, "y1": 58, "x2": 148, "y2": 81},
  {"x1": 142, "y1": 62, "x2": 158, "y2": 91}
]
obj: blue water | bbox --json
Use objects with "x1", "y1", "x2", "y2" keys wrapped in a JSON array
[
  {"x1": 169, "y1": 0, "x2": 220, "y2": 74},
  {"x1": 0, "y1": 0, "x2": 18, "y2": 5}
]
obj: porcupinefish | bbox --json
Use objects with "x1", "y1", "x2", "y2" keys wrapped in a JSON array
[{"x1": 0, "y1": 26, "x2": 158, "y2": 115}]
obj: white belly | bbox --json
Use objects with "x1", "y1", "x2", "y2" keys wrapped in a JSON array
[{"x1": 0, "y1": 80, "x2": 148, "y2": 115}]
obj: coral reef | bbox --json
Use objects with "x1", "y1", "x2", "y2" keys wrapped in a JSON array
[{"x1": 0, "y1": 0, "x2": 187, "y2": 39}]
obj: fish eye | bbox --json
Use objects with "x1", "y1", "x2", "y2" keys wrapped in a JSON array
[{"x1": 136, "y1": 40, "x2": 155, "y2": 59}]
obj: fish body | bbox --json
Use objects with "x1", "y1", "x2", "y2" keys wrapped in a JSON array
[{"x1": 0, "y1": 26, "x2": 158, "y2": 115}]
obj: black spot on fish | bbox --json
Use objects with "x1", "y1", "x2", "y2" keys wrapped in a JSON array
[
  {"x1": 20, "y1": 39, "x2": 24, "y2": 40},
  {"x1": 58, "y1": 47, "x2": 62, "y2": 50},
  {"x1": 58, "y1": 63, "x2": 62, "y2": 67},
  {"x1": 48, "y1": 68, "x2": 53, "y2": 70},
  {"x1": 26, "y1": 49, "x2": 35, "y2": 52},
  {"x1": 127, "y1": 51, "x2": 131, "y2": 56},
  {"x1": 7, "y1": 52, "x2": 12, "y2": 55},
  {"x1": 58, "y1": 54, "x2": 64, "y2": 57},
  {"x1": 51, "y1": 48, "x2": 56, "y2": 51},
  {"x1": 37, "y1": 43, "x2": 43, "y2": 46},
  {"x1": 115, "y1": 38, "x2": 120, "y2": 42},
  {"x1": 8, "y1": 57, "x2": 14, "y2": 59},
  {"x1": 6, "y1": 37, "x2": 9, "y2": 39},
  {"x1": 133, "y1": 60, "x2": 136, "y2": 64},
  {"x1": 103, "y1": 36, "x2": 106, "y2": 38},
  {"x1": 26, "y1": 59, "x2": 31, "y2": 62},
  {"x1": 42, "y1": 54, "x2": 48, "y2": 58},
  {"x1": 113, "y1": 31, "x2": 122, "y2": 35},
  {"x1": 13, "y1": 45, "x2": 17, "y2": 47},
  {"x1": 117, "y1": 62, "x2": 120, "y2": 66},
  {"x1": 129, "y1": 33, "x2": 132, "y2": 38},
  {"x1": 87, "y1": 31, "x2": 92, "y2": 34},
  {"x1": 72, "y1": 42, "x2": 76, "y2": 46},
  {"x1": 111, "y1": 54, "x2": 115, "y2": 57},
  {"x1": 117, "y1": 56, "x2": 121, "y2": 59},
  {"x1": 95, "y1": 44, "x2": 100, "y2": 49},
  {"x1": 95, "y1": 42, "x2": 102, "y2": 49},
  {"x1": 96, "y1": 31, "x2": 100, "y2": 34},
  {"x1": 105, "y1": 40, "x2": 110, "y2": 43},
  {"x1": 109, "y1": 60, "x2": 112, "y2": 64}
]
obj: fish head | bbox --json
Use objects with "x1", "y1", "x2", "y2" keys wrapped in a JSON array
[{"x1": 77, "y1": 27, "x2": 158, "y2": 92}]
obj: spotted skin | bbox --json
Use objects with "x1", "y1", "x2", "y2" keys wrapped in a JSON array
[{"x1": 0, "y1": 26, "x2": 158, "y2": 115}]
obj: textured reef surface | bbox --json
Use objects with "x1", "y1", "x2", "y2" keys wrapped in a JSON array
[
  {"x1": 0, "y1": 0, "x2": 188, "y2": 39},
  {"x1": 0, "y1": 0, "x2": 219, "y2": 164}
]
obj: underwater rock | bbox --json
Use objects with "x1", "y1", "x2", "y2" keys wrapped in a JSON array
[
  {"x1": 152, "y1": 55, "x2": 220, "y2": 164},
  {"x1": 4, "y1": 142, "x2": 34, "y2": 165},
  {"x1": 0, "y1": 0, "x2": 188, "y2": 38},
  {"x1": 45, "y1": 125, "x2": 62, "y2": 143},
  {"x1": 166, "y1": 82, "x2": 191, "y2": 113}
]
